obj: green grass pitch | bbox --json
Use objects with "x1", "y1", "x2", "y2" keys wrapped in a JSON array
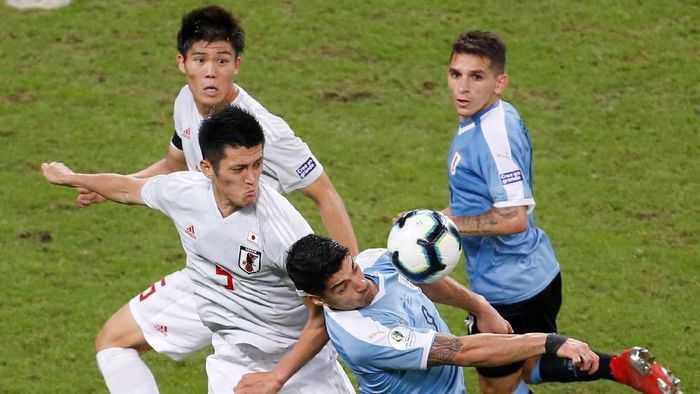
[{"x1": 1, "y1": 1, "x2": 697, "y2": 392}]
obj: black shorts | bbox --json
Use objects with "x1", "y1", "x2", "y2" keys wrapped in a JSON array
[{"x1": 468, "y1": 273, "x2": 562, "y2": 378}]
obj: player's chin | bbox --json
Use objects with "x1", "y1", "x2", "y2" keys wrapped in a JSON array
[{"x1": 242, "y1": 194, "x2": 258, "y2": 205}]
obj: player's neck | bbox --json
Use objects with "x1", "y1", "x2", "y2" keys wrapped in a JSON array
[
  {"x1": 197, "y1": 84, "x2": 239, "y2": 117},
  {"x1": 212, "y1": 190, "x2": 244, "y2": 218}
]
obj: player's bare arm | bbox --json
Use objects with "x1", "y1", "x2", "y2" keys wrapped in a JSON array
[
  {"x1": 76, "y1": 144, "x2": 186, "y2": 207},
  {"x1": 129, "y1": 144, "x2": 187, "y2": 178},
  {"x1": 449, "y1": 205, "x2": 528, "y2": 236},
  {"x1": 419, "y1": 278, "x2": 512, "y2": 334},
  {"x1": 42, "y1": 162, "x2": 146, "y2": 205},
  {"x1": 428, "y1": 332, "x2": 599, "y2": 372},
  {"x1": 299, "y1": 172, "x2": 359, "y2": 256},
  {"x1": 234, "y1": 297, "x2": 329, "y2": 394}
]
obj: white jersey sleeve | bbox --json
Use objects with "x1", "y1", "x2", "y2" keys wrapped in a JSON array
[
  {"x1": 141, "y1": 171, "x2": 197, "y2": 216},
  {"x1": 232, "y1": 86, "x2": 325, "y2": 193}
]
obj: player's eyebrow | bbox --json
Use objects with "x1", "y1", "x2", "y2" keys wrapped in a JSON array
[{"x1": 329, "y1": 257, "x2": 355, "y2": 292}]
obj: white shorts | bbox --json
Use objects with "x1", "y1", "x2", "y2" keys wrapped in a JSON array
[
  {"x1": 206, "y1": 332, "x2": 355, "y2": 394},
  {"x1": 128, "y1": 269, "x2": 213, "y2": 360}
]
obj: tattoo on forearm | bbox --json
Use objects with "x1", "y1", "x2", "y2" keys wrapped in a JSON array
[
  {"x1": 456, "y1": 206, "x2": 520, "y2": 235},
  {"x1": 428, "y1": 334, "x2": 461, "y2": 365}
]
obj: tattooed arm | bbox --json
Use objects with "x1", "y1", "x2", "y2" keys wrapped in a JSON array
[
  {"x1": 445, "y1": 205, "x2": 528, "y2": 236},
  {"x1": 427, "y1": 333, "x2": 599, "y2": 373}
]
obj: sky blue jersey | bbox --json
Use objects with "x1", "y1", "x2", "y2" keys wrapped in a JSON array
[
  {"x1": 447, "y1": 100, "x2": 560, "y2": 305},
  {"x1": 324, "y1": 249, "x2": 466, "y2": 394}
]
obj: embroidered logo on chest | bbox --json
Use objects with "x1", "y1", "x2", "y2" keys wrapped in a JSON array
[{"x1": 238, "y1": 246, "x2": 262, "y2": 274}]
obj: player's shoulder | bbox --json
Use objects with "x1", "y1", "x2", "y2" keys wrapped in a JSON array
[
  {"x1": 255, "y1": 181, "x2": 312, "y2": 234},
  {"x1": 355, "y1": 249, "x2": 392, "y2": 272},
  {"x1": 257, "y1": 180, "x2": 295, "y2": 209},
  {"x1": 148, "y1": 171, "x2": 208, "y2": 201},
  {"x1": 174, "y1": 85, "x2": 193, "y2": 104},
  {"x1": 232, "y1": 85, "x2": 295, "y2": 141}
]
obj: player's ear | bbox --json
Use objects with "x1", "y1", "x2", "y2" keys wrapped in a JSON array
[
  {"x1": 494, "y1": 73, "x2": 509, "y2": 95},
  {"x1": 307, "y1": 295, "x2": 325, "y2": 307},
  {"x1": 201, "y1": 159, "x2": 214, "y2": 179},
  {"x1": 177, "y1": 54, "x2": 186, "y2": 74},
  {"x1": 234, "y1": 56, "x2": 242, "y2": 75}
]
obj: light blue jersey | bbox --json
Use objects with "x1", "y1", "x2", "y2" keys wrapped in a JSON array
[
  {"x1": 447, "y1": 100, "x2": 560, "y2": 305},
  {"x1": 324, "y1": 249, "x2": 465, "y2": 394}
]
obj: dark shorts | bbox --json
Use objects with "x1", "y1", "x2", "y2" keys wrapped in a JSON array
[{"x1": 468, "y1": 273, "x2": 562, "y2": 378}]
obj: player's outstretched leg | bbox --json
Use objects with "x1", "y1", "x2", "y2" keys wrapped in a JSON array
[
  {"x1": 611, "y1": 347, "x2": 683, "y2": 394},
  {"x1": 95, "y1": 303, "x2": 158, "y2": 394}
]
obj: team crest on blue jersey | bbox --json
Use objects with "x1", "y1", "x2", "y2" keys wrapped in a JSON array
[
  {"x1": 296, "y1": 157, "x2": 317, "y2": 179},
  {"x1": 500, "y1": 170, "x2": 523, "y2": 185},
  {"x1": 238, "y1": 246, "x2": 262, "y2": 274}
]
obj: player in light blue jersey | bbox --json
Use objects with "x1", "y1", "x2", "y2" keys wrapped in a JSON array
[
  {"x1": 439, "y1": 30, "x2": 681, "y2": 394},
  {"x1": 286, "y1": 235, "x2": 607, "y2": 394}
]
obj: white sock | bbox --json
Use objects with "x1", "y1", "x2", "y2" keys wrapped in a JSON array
[{"x1": 96, "y1": 347, "x2": 159, "y2": 394}]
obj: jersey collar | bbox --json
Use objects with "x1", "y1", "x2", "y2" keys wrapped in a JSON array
[{"x1": 458, "y1": 99, "x2": 501, "y2": 129}]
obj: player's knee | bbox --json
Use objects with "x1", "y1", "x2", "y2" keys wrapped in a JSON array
[
  {"x1": 477, "y1": 377, "x2": 521, "y2": 394},
  {"x1": 95, "y1": 318, "x2": 121, "y2": 351},
  {"x1": 477, "y1": 365, "x2": 524, "y2": 394},
  {"x1": 94, "y1": 306, "x2": 149, "y2": 353}
]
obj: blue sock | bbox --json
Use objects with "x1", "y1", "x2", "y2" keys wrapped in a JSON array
[{"x1": 513, "y1": 379, "x2": 530, "y2": 394}]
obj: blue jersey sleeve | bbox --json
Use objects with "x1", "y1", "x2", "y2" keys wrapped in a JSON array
[
  {"x1": 479, "y1": 103, "x2": 535, "y2": 210},
  {"x1": 326, "y1": 309, "x2": 436, "y2": 372}
]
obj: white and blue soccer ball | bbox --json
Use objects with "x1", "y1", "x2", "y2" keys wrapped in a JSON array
[{"x1": 387, "y1": 209, "x2": 462, "y2": 284}]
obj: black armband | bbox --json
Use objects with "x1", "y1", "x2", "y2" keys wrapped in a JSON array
[
  {"x1": 545, "y1": 333, "x2": 568, "y2": 354},
  {"x1": 171, "y1": 132, "x2": 183, "y2": 150}
]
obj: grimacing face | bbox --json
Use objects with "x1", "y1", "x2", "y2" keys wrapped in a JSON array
[
  {"x1": 202, "y1": 144, "x2": 263, "y2": 215},
  {"x1": 314, "y1": 256, "x2": 377, "y2": 311},
  {"x1": 447, "y1": 53, "x2": 508, "y2": 121},
  {"x1": 177, "y1": 40, "x2": 241, "y2": 116}
]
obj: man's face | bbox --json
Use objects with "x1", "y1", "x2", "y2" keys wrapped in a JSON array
[
  {"x1": 202, "y1": 144, "x2": 263, "y2": 213},
  {"x1": 177, "y1": 40, "x2": 241, "y2": 116},
  {"x1": 318, "y1": 256, "x2": 376, "y2": 311},
  {"x1": 447, "y1": 53, "x2": 507, "y2": 121}
]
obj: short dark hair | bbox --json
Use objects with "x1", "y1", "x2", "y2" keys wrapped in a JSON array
[
  {"x1": 198, "y1": 106, "x2": 264, "y2": 171},
  {"x1": 451, "y1": 30, "x2": 506, "y2": 74},
  {"x1": 286, "y1": 234, "x2": 349, "y2": 296},
  {"x1": 177, "y1": 5, "x2": 245, "y2": 57}
]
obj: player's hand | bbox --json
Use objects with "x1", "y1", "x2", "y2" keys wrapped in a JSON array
[
  {"x1": 474, "y1": 306, "x2": 513, "y2": 335},
  {"x1": 234, "y1": 371, "x2": 283, "y2": 394},
  {"x1": 41, "y1": 162, "x2": 74, "y2": 185},
  {"x1": 76, "y1": 187, "x2": 107, "y2": 207},
  {"x1": 556, "y1": 338, "x2": 599, "y2": 374}
]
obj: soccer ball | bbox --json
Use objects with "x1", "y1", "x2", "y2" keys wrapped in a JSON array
[{"x1": 387, "y1": 209, "x2": 462, "y2": 284}]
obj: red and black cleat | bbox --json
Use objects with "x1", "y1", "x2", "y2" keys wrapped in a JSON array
[{"x1": 611, "y1": 347, "x2": 683, "y2": 394}]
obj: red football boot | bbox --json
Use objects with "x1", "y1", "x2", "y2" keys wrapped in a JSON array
[{"x1": 611, "y1": 347, "x2": 683, "y2": 394}]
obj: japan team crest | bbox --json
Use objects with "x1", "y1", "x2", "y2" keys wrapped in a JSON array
[{"x1": 238, "y1": 246, "x2": 262, "y2": 274}]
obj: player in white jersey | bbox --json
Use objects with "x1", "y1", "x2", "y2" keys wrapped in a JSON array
[
  {"x1": 73, "y1": 6, "x2": 358, "y2": 394},
  {"x1": 43, "y1": 106, "x2": 354, "y2": 394},
  {"x1": 285, "y1": 235, "x2": 603, "y2": 394}
]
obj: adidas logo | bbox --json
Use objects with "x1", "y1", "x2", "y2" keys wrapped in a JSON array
[
  {"x1": 185, "y1": 225, "x2": 196, "y2": 239},
  {"x1": 182, "y1": 127, "x2": 191, "y2": 139},
  {"x1": 153, "y1": 323, "x2": 168, "y2": 336}
]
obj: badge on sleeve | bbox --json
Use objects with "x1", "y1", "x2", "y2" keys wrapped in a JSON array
[
  {"x1": 500, "y1": 169, "x2": 523, "y2": 185},
  {"x1": 238, "y1": 246, "x2": 262, "y2": 274},
  {"x1": 296, "y1": 157, "x2": 317, "y2": 179},
  {"x1": 388, "y1": 326, "x2": 416, "y2": 350}
]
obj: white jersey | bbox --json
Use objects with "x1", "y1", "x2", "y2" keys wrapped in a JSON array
[
  {"x1": 141, "y1": 172, "x2": 313, "y2": 353},
  {"x1": 173, "y1": 84, "x2": 324, "y2": 193}
]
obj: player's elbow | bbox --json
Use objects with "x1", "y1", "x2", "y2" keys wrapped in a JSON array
[{"x1": 510, "y1": 217, "x2": 527, "y2": 233}]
